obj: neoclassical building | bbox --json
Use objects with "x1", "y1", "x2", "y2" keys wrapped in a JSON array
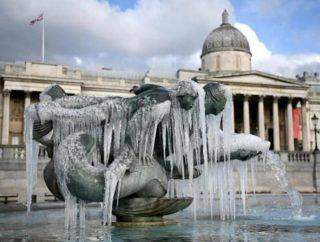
[
  {"x1": 0, "y1": 10, "x2": 318, "y2": 152},
  {"x1": 178, "y1": 10, "x2": 317, "y2": 152}
]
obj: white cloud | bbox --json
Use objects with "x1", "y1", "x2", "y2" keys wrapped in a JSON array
[
  {"x1": 0, "y1": 0, "x2": 318, "y2": 78},
  {"x1": 74, "y1": 57, "x2": 83, "y2": 66},
  {"x1": 0, "y1": 0, "x2": 232, "y2": 74},
  {"x1": 235, "y1": 23, "x2": 320, "y2": 77},
  {"x1": 234, "y1": 23, "x2": 271, "y2": 61}
]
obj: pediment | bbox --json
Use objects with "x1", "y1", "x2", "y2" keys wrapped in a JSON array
[{"x1": 205, "y1": 71, "x2": 308, "y2": 89}]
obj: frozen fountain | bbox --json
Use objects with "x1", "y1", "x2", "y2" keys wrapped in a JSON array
[{"x1": 20, "y1": 80, "x2": 311, "y2": 240}]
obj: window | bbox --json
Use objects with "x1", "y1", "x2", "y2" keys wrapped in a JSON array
[
  {"x1": 62, "y1": 67, "x2": 68, "y2": 75},
  {"x1": 215, "y1": 55, "x2": 220, "y2": 70}
]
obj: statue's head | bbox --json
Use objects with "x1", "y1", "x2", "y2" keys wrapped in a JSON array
[
  {"x1": 175, "y1": 80, "x2": 198, "y2": 110},
  {"x1": 203, "y1": 82, "x2": 227, "y2": 115}
]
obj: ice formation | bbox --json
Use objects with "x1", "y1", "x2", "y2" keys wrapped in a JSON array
[
  {"x1": 24, "y1": 79, "x2": 303, "y2": 233},
  {"x1": 165, "y1": 85, "x2": 271, "y2": 220},
  {"x1": 24, "y1": 110, "x2": 39, "y2": 213}
]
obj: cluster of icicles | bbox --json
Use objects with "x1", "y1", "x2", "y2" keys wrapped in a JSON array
[{"x1": 24, "y1": 81, "x2": 303, "y2": 234}]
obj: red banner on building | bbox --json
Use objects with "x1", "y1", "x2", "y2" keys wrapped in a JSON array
[{"x1": 293, "y1": 108, "x2": 301, "y2": 140}]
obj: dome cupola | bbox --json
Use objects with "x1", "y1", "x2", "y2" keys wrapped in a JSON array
[{"x1": 201, "y1": 10, "x2": 252, "y2": 72}]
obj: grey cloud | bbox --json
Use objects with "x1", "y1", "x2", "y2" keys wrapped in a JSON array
[{"x1": 0, "y1": 0, "x2": 232, "y2": 72}]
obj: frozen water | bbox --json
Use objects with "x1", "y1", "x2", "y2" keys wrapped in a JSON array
[
  {"x1": 24, "y1": 80, "x2": 304, "y2": 235},
  {"x1": 24, "y1": 109, "x2": 39, "y2": 214}
]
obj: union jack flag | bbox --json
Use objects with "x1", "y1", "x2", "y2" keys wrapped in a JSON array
[{"x1": 30, "y1": 13, "x2": 44, "y2": 25}]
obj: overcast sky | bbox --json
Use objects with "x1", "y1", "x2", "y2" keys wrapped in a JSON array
[{"x1": 0, "y1": 0, "x2": 319, "y2": 78}]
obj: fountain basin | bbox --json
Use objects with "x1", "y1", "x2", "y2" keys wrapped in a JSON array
[
  {"x1": 112, "y1": 197, "x2": 193, "y2": 226},
  {"x1": 1, "y1": 195, "x2": 319, "y2": 241}
]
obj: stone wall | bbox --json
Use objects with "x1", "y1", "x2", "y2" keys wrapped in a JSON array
[
  {"x1": 0, "y1": 160, "x2": 50, "y2": 203},
  {"x1": 201, "y1": 51, "x2": 251, "y2": 72},
  {"x1": 1, "y1": 152, "x2": 319, "y2": 203}
]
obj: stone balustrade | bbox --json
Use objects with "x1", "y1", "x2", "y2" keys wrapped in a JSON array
[
  {"x1": 287, "y1": 151, "x2": 312, "y2": 163},
  {"x1": 0, "y1": 145, "x2": 316, "y2": 164},
  {"x1": 0, "y1": 145, "x2": 47, "y2": 162},
  {"x1": 1, "y1": 63, "x2": 173, "y2": 85}
]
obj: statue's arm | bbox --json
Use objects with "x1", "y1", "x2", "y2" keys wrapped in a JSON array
[
  {"x1": 39, "y1": 84, "x2": 124, "y2": 110},
  {"x1": 214, "y1": 132, "x2": 270, "y2": 162},
  {"x1": 54, "y1": 96, "x2": 104, "y2": 109},
  {"x1": 25, "y1": 101, "x2": 107, "y2": 123}
]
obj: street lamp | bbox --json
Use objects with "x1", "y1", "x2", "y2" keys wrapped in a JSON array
[
  {"x1": 311, "y1": 114, "x2": 319, "y2": 201},
  {"x1": 311, "y1": 114, "x2": 319, "y2": 151}
]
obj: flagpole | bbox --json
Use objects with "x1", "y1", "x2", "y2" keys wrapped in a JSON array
[{"x1": 42, "y1": 14, "x2": 45, "y2": 63}]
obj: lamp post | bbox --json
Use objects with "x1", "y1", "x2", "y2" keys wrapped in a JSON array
[
  {"x1": 311, "y1": 114, "x2": 319, "y2": 201},
  {"x1": 312, "y1": 114, "x2": 319, "y2": 151}
]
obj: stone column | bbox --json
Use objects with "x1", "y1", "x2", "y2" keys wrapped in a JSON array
[
  {"x1": 258, "y1": 96, "x2": 265, "y2": 139},
  {"x1": 272, "y1": 96, "x2": 280, "y2": 151},
  {"x1": 243, "y1": 95, "x2": 250, "y2": 134},
  {"x1": 301, "y1": 99, "x2": 310, "y2": 151},
  {"x1": 286, "y1": 98, "x2": 294, "y2": 151},
  {"x1": 24, "y1": 91, "x2": 31, "y2": 109},
  {"x1": 1, "y1": 90, "x2": 10, "y2": 145}
]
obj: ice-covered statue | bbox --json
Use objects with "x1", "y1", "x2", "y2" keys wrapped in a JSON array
[{"x1": 25, "y1": 80, "x2": 273, "y2": 229}]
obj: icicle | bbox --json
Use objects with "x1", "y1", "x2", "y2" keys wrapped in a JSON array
[
  {"x1": 113, "y1": 119, "x2": 121, "y2": 157},
  {"x1": 103, "y1": 123, "x2": 113, "y2": 165},
  {"x1": 237, "y1": 160, "x2": 248, "y2": 215},
  {"x1": 103, "y1": 170, "x2": 118, "y2": 226},
  {"x1": 102, "y1": 151, "x2": 130, "y2": 226},
  {"x1": 193, "y1": 82, "x2": 208, "y2": 173},
  {"x1": 24, "y1": 110, "x2": 40, "y2": 214},
  {"x1": 116, "y1": 176, "x2": 123, "y2": 207},
  {"x1": 222, "y1": 88, "x2": 233, "y2": 162},
  {"x1": 79, "y1": 200, "x2": 86, "y2": 229},
  {"x1": 64, "y1": 194, "x2": 78, "y2": 241},
  {"x1": 162, "y1": 121, "x2": 167, "y2": 163}
]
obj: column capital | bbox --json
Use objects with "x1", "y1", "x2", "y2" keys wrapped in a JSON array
[
  {"x1": 3, "y1": 89, "x2": 11, "y2": 96},
  {"x1": 243, "y1": 94, "x2": 250, "y2": 100},
  {"x1": 301, "y1": 98, "x2": 308, "y2": 105},
  {"x1": 25, "y1": 91, "x2": 31, "y2": 97},
  {"x1": 287, "y1": 96, "x2": 294, "y2": 102},
  {"x1": 273, "y1": 96, "x2": 279, "y2": 101}
]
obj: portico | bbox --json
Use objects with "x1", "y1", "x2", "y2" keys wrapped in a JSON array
[{"x1": 178, "y1": 69, "x2": 310, "y2": 151}]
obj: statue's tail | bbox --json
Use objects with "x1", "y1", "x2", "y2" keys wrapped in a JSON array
[{"x1": 48, "y1": 132, "x2": 167, "y2": 203}]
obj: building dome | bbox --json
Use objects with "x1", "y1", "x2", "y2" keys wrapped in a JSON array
[
  {"x1": 202, "y1": 10, "x2": 251, "y2": 57},
  {"x1": 201, "y1": 10, "x2": 252, "y2": 72}
]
